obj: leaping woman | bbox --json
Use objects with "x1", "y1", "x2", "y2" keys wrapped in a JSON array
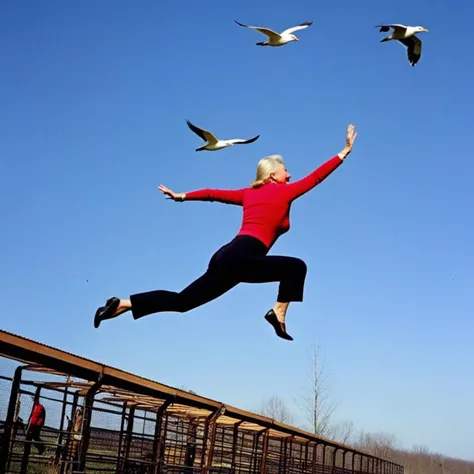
[{"x1": 94, "y1": 124, "x2": 358, "y2": 341}]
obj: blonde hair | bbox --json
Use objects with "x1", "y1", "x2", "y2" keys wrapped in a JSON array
[{"x1": 250, "y1": 154, "x2": 284, "y2": 188}]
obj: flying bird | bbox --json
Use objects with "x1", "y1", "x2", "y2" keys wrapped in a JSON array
[
  {"x1": 186, "y1": 120, "x2": 260, "y2": 152},
  {"x1": 377, "y1": 24, "x2": 429, "y2": 66},
  {"x1": 234, "y1": 20, "x2": 313, "y2": 47}
]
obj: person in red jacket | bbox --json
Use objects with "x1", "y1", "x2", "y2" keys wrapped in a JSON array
[
  {"x1": 94, "y1": 124, "x2": 358, "y2": 340},
  {"x1": 27, "y1": 394, "x2": 46, "y2": 454}
]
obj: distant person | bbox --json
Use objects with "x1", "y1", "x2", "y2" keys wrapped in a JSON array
[
  {"x1": 94, "y1": 124, "x2": 357, "y2": 341},
  {"x1": 184, "y1": 418, "x2": 198, "y2": 472},
  {"x1": 26, "y1": 394, "x2": 46, "y2": 455},
  {"x1": 71, "y1": 407, "x2": 83, "y2": 461}
]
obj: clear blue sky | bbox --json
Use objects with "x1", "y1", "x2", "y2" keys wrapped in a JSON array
[{"x1": 1, "y1": 0, "x2": 473, "y2": 461}]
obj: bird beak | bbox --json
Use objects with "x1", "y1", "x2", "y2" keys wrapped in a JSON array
[
  {"x1": 422, "y1": 28, "x2": 429, "y2": 32},
  {"x1": 294, "y1": 37, "x2": 299, "y2": 41}
]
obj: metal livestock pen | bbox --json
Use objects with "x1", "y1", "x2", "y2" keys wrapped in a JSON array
[{"x1": 0, "y1": 330, "x2": 404, "y2": 474}]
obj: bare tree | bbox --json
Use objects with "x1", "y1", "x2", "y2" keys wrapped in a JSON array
[
  {"x1": 353, "y1": 430, "x2": 399, "y2": 461},
  {"x1": 296, "y1": 341, "x2": 339, "y2": 437},
  {"x1": 345, "y1": 428, "x2": 474, "y2": 474},
  {"x1": 412, "y1": 444, "x2": 431, "y2": 455},
  {"x1": 259, "y1": 395, "x2": 296, "y2": 425},
  {"x1": 389, "y1": 444, "x2": 472, "y2": 474},
  {"x1": 327, "y1": 419, "x2": 355, "y2": 444}
]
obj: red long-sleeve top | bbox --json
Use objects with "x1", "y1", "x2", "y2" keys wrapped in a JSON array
[
  {"x1": 185, "y1": 155, "x2": 343, "y2": 249},
  {"x1": 30, "y1": 402, "x2": 46, "y2": 427}
]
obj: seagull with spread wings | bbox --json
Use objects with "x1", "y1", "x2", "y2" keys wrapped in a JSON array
[
  {"x1": 186, "y1": 120, "x2": 260, "y2": 152},
  {"x1": 377, "y1": 24, "x2": 429, "y2": 66},
  {"x1": 234, "y1": 20, "x2": 313, "y2": 47}
]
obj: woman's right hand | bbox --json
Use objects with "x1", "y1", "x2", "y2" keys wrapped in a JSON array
[
  {"x1": 345, "y1": 124, "x2": 357, "y2": 151},
  {"x1": 158, "y1": 184, "x2": 182, "y2": 201},
  {"x1": 338, "y1": 124, "x2": 358, "y2": 160}
]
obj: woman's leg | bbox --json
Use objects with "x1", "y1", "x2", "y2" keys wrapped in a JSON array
[
  {"x1": 129, "y1": 270, "x2": 238, "y2": 319},
  {"x1": 135, "y1": 253, "x2": 306, "y2": 335},
  {"x1": 237, "y1": 254, "x2": 308, "y2": 311},
  {"x1": 94, "y1": 236, "x2": 307, "y2": 337},
  {"x1": 94, "y1": 240, "x2": 240, "y2": 327},
  {"x1": 232, "y1": 254, "x2": 308, "y2": 340},
  {"x1": 94, "y1": 268, "x2": 239, "y2": 328}
]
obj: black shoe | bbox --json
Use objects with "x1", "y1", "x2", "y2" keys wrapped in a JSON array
[
  {"x1": 264, "y1": 309, "x2": 293, "y2": 341},
  {"x1": 94, "y1": 297, "x2": 120, "y2": 329}
]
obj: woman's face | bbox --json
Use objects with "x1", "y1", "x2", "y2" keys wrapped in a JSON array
[{"x1": 271, "y1": 163, "x2": 291, "y2": 184}]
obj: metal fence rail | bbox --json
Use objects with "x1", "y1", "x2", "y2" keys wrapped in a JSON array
[{"x1": 0, "y1": 330, "x2": 404, "y2": 474}]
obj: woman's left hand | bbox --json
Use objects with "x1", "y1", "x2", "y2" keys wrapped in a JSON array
[{"x1": 158, "y1": 184, "x2": 182, "y2": 200}]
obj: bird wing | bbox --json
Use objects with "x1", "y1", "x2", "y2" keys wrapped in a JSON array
[
  {"x1": 398, "y1": 35, "x2": 422, "y2": 66},
  {"x1": 234, "y1": 20, "x2": 281, "y2": 40},
  {"x1": 376, "y1": 24, "x2": 407, "y2": 33},
  {"x1": 227, "y1": 135, "x2": 260, "y2": 145},
  {"x1": 186, "y1": 120, "x2": 218, "y2": 144},
  {"x1": 281, "y1": 21, "x2": 313, "y2": 36}
]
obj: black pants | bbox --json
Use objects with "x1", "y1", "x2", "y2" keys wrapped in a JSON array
[
  {"x1": 26, "y1": 426, "x2": 44, "y2": 454},
  {"x1": 130, "y1": 235, "x2": 307, "y2": 319},
  {"x1": 185, "y1": 443, "x2": 196, "y2": 468}
]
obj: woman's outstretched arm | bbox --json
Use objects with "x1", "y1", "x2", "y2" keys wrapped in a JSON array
[
  {"x1": 158, "y1": 184, "x2": 245, "y2": 206},
  {"x1": 285, "y1": 124, "x2": 358, "y2": 202}
]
